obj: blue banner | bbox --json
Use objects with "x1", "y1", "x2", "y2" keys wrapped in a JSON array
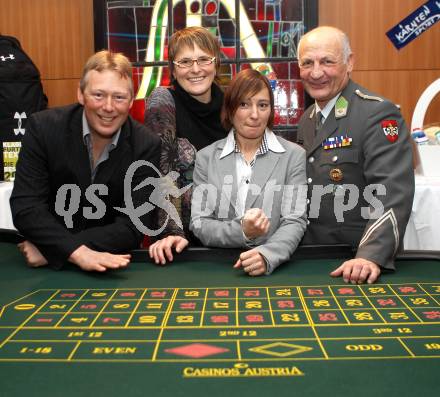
[{"x1": 386, "y1": 0, "x2": 440, "y2": 50}]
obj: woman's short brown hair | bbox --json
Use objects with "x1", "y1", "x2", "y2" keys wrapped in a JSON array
[
  {"x1": 168, "y1": 26, "x2": 221, "y2": 77},
  {"x1": 221, "y1": 68, "x2": 275, "y2": 131}
]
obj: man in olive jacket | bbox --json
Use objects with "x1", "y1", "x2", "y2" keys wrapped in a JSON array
[{"x1": 297, "y1": 26, "x2": 414, "y2": 284}]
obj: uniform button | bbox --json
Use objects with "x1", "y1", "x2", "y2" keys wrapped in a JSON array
[
  {"x1": 332, "y1": 155, "x2": 338, "y2": 162},
  {"x1": 308, "y1": 156, "x2": 314, "y2": 163},
  {"x1": 306, "y1": 199, "x2": 310, "y2": 204},
  {"x1": 307, "y1": 177, "x2": 313, "y2": 184}
]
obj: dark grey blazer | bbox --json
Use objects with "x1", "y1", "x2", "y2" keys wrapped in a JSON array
[{"x1": 298, "y1": 79, "x2": 414, "y2": 270}]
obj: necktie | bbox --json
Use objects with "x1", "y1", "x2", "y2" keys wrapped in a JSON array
[{"x1": 315, "y1": 111, "x2": 323, "y2": 132}]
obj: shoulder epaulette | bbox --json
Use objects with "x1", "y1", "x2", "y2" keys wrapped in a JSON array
[{"x1": 355, "y1": 89, "x2": 384, "y2": 102}]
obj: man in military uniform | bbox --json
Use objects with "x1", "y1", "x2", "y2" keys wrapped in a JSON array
[{"x1": 297, "y1": 26, "x2": 414, "y2": 284}]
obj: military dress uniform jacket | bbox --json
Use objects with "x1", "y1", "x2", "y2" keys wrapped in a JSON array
[{"x1": 298, "y1": 80, "x2": 414, "y2": 270}]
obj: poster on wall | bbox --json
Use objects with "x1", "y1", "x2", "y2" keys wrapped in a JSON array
[{"x1": 93, "y1": 0, "x2": 317, "y2": 139}]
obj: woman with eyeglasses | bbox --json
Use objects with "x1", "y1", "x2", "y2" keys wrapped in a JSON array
[{"x1": 145, "y1": 26, "x2": 227, "y2": 264}]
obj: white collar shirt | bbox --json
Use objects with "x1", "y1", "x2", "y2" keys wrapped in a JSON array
[
  {"x1": 220, "y1": 128, "x2": 285, "y2": 217},
  {"x1": 314, "y1": 94, "x2": 340, "y2": 124}
]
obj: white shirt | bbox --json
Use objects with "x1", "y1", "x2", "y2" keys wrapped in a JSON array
[
  {"x1": 219, "y1": 128, "x2": 285, "y2": 217},
  {"x1": 315, "y1": 94, "x2": 340, "y2": 124}
]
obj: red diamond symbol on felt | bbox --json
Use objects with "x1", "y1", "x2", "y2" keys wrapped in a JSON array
[{"x1": 164, "y1": 343, "x2": 229, "y2": 358}]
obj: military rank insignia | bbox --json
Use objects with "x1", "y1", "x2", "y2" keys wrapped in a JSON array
[
  {"x1": 381, "y1": 120, "x2": 399, "y2": 143},
  {"x1": 322, "y1": 136, "x2": 353, "y2": 150},
  {"x1": 335, "y1": 96, "x2": 348, "y2": 118}
]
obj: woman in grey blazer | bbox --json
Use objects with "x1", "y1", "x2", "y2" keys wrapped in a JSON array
[{"x1": 190, "y1": 69, "x2": 307, "y2": 275}]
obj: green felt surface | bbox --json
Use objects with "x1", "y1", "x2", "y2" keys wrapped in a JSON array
[{"x1": 0, "y1": 242, "x2": 439, "y2": 397}]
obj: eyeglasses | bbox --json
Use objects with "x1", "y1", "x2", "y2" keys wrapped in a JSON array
[{"x1": 173, "y1": 56, "x2": 216, "y2": 69}]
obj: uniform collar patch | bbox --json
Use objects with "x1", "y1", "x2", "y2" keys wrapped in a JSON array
[
  {"x1": 381, "y1": 120, "x2": 399, "y2": 143},
  {"x1": 335, "y1": 96, "x2": 348, "y2": 118}
]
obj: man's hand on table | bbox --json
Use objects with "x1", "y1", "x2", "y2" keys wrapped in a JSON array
[
  {"x1": 69, "y1": 245, "x2": 131, "y2": 272},
  {"x1": 18, "y1": 241, "x2": 48, "y2": 268},
  {"x1": 330, "y1": 258, "x2": 381, "y2": 284}
]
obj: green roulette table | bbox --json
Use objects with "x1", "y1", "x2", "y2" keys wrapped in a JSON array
[{"x1": 0, "y1": 239, "x2": 439, "y2": 397}]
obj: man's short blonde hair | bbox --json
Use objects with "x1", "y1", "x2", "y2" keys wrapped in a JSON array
[{"x1": 80, "y1": 50, "x2": 133, "y2": 96}]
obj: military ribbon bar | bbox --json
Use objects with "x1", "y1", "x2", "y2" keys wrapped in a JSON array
[{"x1": 322, "y1": 136, "x2": 353, "y2": 150}]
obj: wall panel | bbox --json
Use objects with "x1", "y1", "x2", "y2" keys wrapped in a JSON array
[
  {"x1": 353, "y1": 70, "x2": 440, "y2": 126},
  {"x1": 319, "y1": 0, "x2": 440, "y2": 126},
  {"x1": 0, "y1": 0, "x2": 94, "y2": 106},
  {"x1": 42, "y1": 79, "x2": 81, "y2": 108}
]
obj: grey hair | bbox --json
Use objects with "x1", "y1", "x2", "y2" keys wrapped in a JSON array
[
  {"x1": 298, "y1": 26, "x2": 353, "y2": 64},
  {"x1": 340, "y1": 32, "x2": 352, "y2": 63}
]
